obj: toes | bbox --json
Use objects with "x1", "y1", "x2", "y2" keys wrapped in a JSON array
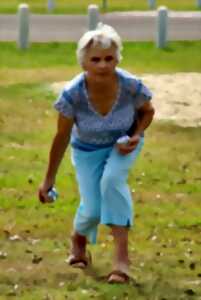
[
  {"x1": 107, "y1": 270, "x2": 129, "y2": 284},
  {"x1": 71, "y1": 261, "x2": 87, "y2": 269},
  {"x1": 108, "y1": 274, "x2": 126, "y2": 283}
]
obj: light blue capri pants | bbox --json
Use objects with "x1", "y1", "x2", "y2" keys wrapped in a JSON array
[{"x1": 71, "y1": 138, "x2": 144, "y2": 244}]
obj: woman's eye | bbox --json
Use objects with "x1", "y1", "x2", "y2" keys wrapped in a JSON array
[
  {"x1": 91, "y1": 57, "x2": 101, "y2": 62},
  {"x1": 105, "y1": 56, "x2": 114, "y2": 62}
]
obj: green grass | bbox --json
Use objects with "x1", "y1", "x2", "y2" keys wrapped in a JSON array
[
  {"x1": 0, "y1": 42, "x2": 201, "y2": 299},
  {"x1": 0, "y1": 0, "x2": 200, "y2": 14},
  {"x1": 1, "y1": 41, "x2": 201, "y2": 73},
  {"x1": 0, "y1": 81, "x2": 201, "y2": 300}
]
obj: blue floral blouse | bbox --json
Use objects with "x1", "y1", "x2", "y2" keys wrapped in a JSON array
[{"x1": 54, "y1": 68, "x2": 152, "y2": 150}]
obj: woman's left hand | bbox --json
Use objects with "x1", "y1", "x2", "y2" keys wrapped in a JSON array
[{"x1": 116, "y1": 134, "x2": 140, "y2": 155}]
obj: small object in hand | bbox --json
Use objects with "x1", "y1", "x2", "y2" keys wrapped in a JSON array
[
  {"x1": 116, "y1": 135, "x2": 130, "y2": 145},
  {"x1": 47, "y1": 187, "x2": 58, "y2": 202}
]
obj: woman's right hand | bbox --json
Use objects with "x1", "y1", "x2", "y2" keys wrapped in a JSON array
[
  {"x1": 38, "y1": 179, "x2": 54, "y2": 204},
  {"x1": 38, "y1": 114, "x2": 73, "y2": 204}
]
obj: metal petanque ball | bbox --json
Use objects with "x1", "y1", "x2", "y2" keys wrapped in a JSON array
[
  {"x1": 47, "y1": 187, "x2": 58, "y2": 202},
  {"x1": 116, "y1": 135, "x2": 130, "y2": 145}
]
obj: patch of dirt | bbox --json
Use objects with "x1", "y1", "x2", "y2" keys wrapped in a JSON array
[{"x1": 51, "y1": 73, "x2": 201, "y2": 127}]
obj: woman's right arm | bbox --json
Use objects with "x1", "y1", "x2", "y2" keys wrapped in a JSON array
[{"x1": 38, "y1": 113, "x2": 74, "y2": 203}]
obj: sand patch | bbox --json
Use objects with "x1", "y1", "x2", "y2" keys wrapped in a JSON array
[{"x1": 51, "y1": 73, "x2": 201, "y2": 127}]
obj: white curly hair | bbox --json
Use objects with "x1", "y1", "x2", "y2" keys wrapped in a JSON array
[{"x1": 76, "y1": 23, "x2": 123, "y2": 66}]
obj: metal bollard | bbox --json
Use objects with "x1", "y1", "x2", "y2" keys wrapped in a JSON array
[
  {"x1": 47, "y1": 0, "x2": 55, "y2": 12},
  {"x1": 197, "y1": 0, "x2": 201, "y2": 8},
  {"x1": 148, "y1": 0, "x2": 156, "y2": 9},
  {"x1": 156, "y1": 6, "x2": 168, "y2": 48},
  {"x1": 17, "y1": 4, "x2": 29, "y2": 49},
  {"x1": 88, "y1": 4, "x2": 99, "y2": 30}
]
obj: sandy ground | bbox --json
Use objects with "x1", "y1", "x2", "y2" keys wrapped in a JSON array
[{"x1": 51, "y1": 73, "x2": 201, "y2": 127}]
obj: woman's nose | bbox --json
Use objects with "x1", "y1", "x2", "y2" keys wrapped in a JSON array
[{"x1": 99, "y1": 59, "x2": 107, "y2": 68}]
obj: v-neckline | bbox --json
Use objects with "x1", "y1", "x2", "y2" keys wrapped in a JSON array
[{"x1": 83, "y1": 72, "x2": 121, "y2": 119}]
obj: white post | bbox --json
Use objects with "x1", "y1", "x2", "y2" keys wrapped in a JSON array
[
  {"x1": 156, "y1": 6, "x2": 168, "y2": 48},
  {"x1": 148, "y1": 0, "x2": 156, "y2": 9},
  {"x1": 88, "y1": 4, "x2": 99, "y2": 30},
  {"x1": 197, "y1": 0, "x2": 201, "y2": 8},
  {"x1": 47, "y1": 0, "x2": 55, "y2": 12},
  {"x1": 18, "y1": 4, "x2": 29, "y2": 49},
  {"x1": 102, "y1": 0, "x2": 107, "y2": 11}
]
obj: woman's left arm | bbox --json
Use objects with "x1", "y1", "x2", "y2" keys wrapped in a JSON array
[
  {"x1": 133, "y1": 101, "x2": 155, "y2": 136},
  {"x1": 117, "y1": 101, "x2": 155, "y2": 155}
]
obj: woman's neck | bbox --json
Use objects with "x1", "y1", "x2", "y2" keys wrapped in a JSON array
[{"x1": 85, "y1": 72, "x2": 117, "y2": 92}]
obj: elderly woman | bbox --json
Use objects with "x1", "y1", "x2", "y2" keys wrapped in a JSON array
[{"x1": 39, "y1": 24, "x2": 154, "y2": 283}]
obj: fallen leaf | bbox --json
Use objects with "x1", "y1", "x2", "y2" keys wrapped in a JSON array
[
  {"x1": 187, "y1": 248, "x2": 193, "y2": 254},
  {"x1": 28, "y1": 176, "x2": 34, "y2": 184},
  {"x1": 151, "y1": 235, "x2": 157, "y2": 241},
  {"x1": 156, "y1": 252, "x2": 163, "y2": 257},
  {"x1": 25, "y1": 249, "x2": 33, "y2": 254},
  {"x1": 176, "y1": 178, "x2": 186, "y2": 184},
  {"x1": 178, "y1": 259, "x2": 185, "y2": 264},
  {"x1": 27, "y1": 238, "x2": 40, "y2": 245},
  {"x1": 184, "y1": 289, "x2": 196, "y2": 296},
  {"x1": 9, "y1": 235, "x2": 22, "y2": 241},
  {"x1": 59, "y1": 282, "x2": 65, "y2": 287},
  {"x1": 189, "y1": 262, "x2": 196, "y2": 270},
  {"x1": 32, "y1": 254, "x2": 43, "y2": 264},
  {"x1": 0, "y1": 251, "x2": 8, "y2": 259}
]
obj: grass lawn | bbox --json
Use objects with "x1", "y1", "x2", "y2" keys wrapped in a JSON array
[
  {"x1": 0, "y1": 0, "x2": 200, "y2": 14},
  {"x1": 0, "y1": 41, "x2": 201, "y2": 299},
  {"x1": 1, "y1": 41, "x2": 201, "y2": 74}
]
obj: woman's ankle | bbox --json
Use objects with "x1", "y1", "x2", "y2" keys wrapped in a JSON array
[
  {"x1": 110, "y1": 225, "x2": 129, "y2": 271},
  {"x1": 115, "y1": 259, "x2": 130, "y2": 273},
  {"x1": 71, "y1": 232, "x2": 87, "y2": 257}
]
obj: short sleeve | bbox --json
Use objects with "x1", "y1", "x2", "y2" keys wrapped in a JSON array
[
  {"x1": 134, "y1": 79, "x2": 153, "y2": 109},
  {"x1": 54, "y1": 89, "x2": 74, "y2": 118}
]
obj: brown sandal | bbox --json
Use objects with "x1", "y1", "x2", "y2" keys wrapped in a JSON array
[
  {"x1": 67, "y1": 251, "x2": 92, "y2": 269},
  {"x1": 107, "y1": 270, "x2": 130, "y2": 284}
]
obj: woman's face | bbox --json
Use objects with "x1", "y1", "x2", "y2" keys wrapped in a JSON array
[{"x1": 82, "y1": 43, "x2": 118, "y2": 82}]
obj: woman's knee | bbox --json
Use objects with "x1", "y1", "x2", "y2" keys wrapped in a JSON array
[
  {"x1": 75, "y1": 206, "x2": 100, "y2": 225},
  {"x1": 100, "y1": 171, "x2": 123, "y2": 195},
  {"x1": 74, "y1": 213, "x2": 100, "y2": 233},
  {"x1": 85, "y1": 209, "x2": 100, "y2": 221}
]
